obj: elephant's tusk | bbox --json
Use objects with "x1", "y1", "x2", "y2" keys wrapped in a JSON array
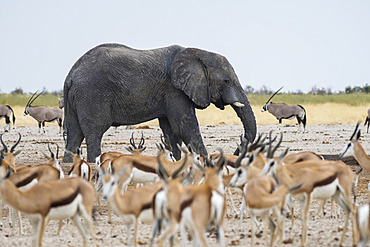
[{"x1": 233, "y1": 102, "x2": 245, "y2": 108}]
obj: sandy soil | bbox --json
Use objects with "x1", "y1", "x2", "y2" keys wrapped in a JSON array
[{"x1": 0, "y1": 123, "x2": 369, "y2": 247}]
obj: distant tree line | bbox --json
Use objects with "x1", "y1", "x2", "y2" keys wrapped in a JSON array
[
  {"x1": 345, "y1": 84, "x2": 370, "y2": 94},
  {"x1": 2, "y1": 84, "x2": 369, "y2": 96},
  {"x1": 244, "y1": 84, "x2": 370, "y2": 95},
  {"x1": 7, "y1": 87, "x2": 63, "y2": 96}
]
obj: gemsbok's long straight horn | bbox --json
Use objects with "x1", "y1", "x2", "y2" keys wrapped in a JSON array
[
  {"x1": 25, "y1": 90, "x2": 39, "y2": 107},
  {"x1": 27, "y1": 90, "x2": 45, "y2": 107},
  {"x1": 265, "y1": 86, "x2": 284, "y2": 104}
]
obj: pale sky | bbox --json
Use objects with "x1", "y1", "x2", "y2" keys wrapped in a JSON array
[{"x1": 0, "y1": 0, "x2": 369, "y2": 94}]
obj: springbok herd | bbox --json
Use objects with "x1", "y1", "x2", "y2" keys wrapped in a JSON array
[{"x1": 0, "y1": 123, "x2": 370, "y2": 247}]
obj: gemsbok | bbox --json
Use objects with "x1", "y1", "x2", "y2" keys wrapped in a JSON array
[
  {"x1": 0, "y1": 160, "x2": 96, "y2": 247},
  {"x1": 365, "y1": 109, "x2": 370, "y2": 133},
  {"x1": 0, "y1": 105, "x2": 16, "y2": 132},
  {"x1": 23, "y1": 91, "x2": 63, "y2": 133},
  {"x1": 58, "y1": 96, "x2": 64, "y2": 109},
  {"x1": 261, "y1": 87, "x2": 307, "y2": 131}
]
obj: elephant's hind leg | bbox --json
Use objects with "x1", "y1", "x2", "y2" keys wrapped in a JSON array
[{"x1": 63, "y1": 115, "x2": 84, "y2": 162}]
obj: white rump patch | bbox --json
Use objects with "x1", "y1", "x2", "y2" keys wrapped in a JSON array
[
  {"x1": 48, "y1": 194, "x2": 82, "y2": 219},
  {"x1": 311, "y1": 178, "x2": 339, "y2": 199}
]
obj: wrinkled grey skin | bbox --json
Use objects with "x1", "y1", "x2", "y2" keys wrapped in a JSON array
[{"x1": 63, "y1": 44, "x2": 256, "y2": 162}]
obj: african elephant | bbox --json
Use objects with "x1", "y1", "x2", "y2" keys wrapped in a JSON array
[{"x1": 63, "y1": 43, "x2": 256, "y2": 162}]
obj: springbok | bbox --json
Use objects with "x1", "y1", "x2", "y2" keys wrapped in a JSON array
[
  {"x1": 99, "y1": 165, "x2": 164, "y2": 246},
  {"x1": 108, "y1": 144, "x2": 198, "y2": 193},
  {"x1": 23, "y1": 91, "x2": 63, "y2": 133},
  {"x1": 262, "y1": 144, "x2": 356, "y2": 246},
  {"x1": 93, "y1": 132, "x2": 149, "y2": 189},
  {"x1": 0, "y1": 133, "x2": 22, "y2": 171},
  {"x1": 340, "y1": 122, "x2": 369, "y2": 189},
  {"x1": 157, "y1": 154, "x2": 227, "y2": 247},
  {"x1": 365, "y1": 109, "x2": 370, "y2": 133},
  {"x1": 243, "y1": 174, "x2": 301, "y2": 247},
  {"x1": 0, "y1": 105, "x2": 15, "y2": 132},
  {"x1": 356, "y1": 201, "x2": 370, "y2": 247},
  {"x1": 4, "y1": 146, "x2": 63, "y2": 236},
  {"x1": 0, "y1": 161, "x2": 96, "y2": 247},
  {"x1": 66, "y1": 148, "x2": 92, "y2": 182},
  {"x1": 261, "y1": 87, "x2": 307, "y2": 131}
]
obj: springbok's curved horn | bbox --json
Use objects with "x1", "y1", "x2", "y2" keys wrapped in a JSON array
[
  {"x1": 129, "y1": 132, "x2": 137, "y2": 149},
  {"x1": 350, "y1": 121, "x2": 361, "y2": 141},
  {"x1": 10, "y1": 133, "x2": 21, "y2": 153},
  {"x1": 247, "y1": 133, "x2": 263, "y2": 152},
  {"x1": 47, "y1": 143, "x2": 55, "y2": 159},
  {"x1": 216, "y1": 149, "x2": 226, "y2": 172},
  {"x1": 267, "y1": 131, "x2": 279, "y2": 159},
  {"x1": 265, "y1": 86, "x2": 284, "y2": 104},
  {"x1": 0, "y1": 134, "x2": 8, "y2": 153},
  {"x1": 160, "y1": 134, "x2": 172, "y2": 152},
  {"x1": 138, "y1": 133, "x2": 145, "y2": 149},
  {"x1": 271, "y1": 132, "x2": 283, "y2": 158},
  {"x1": 156, "y1": 152, "x2": 169, "y2": 182},
  {"x1": 171, "y1": 152, "x2": 188, "y2": 179},
  {"x1": 234, "y1": 143, "x2": 248, "y2": 168},
  {"x1": 56, "y1": 144, "x2": 59, "y2": 159}
]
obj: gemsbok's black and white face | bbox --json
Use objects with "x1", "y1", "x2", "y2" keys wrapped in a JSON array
[
  {"x1": 23, "y1": 106, "x2": 30, "y2": 116},
  {"x1": 261, "y1": 102, "x2": 271, "y2": 112}
]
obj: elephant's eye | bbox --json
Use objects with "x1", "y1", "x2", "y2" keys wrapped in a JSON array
[{"x1": 224, "y1": 79, "x2": 230, "y2": 84}]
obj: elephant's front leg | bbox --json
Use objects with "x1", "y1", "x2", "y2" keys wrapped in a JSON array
[
  {"x1": 158, "y1": 117, "x2": 183, "y2": 160},
  {"x1": 166, "y1": 107, "x2": 208, "y2": 159}
]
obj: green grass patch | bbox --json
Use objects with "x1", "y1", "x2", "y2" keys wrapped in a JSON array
[
  {"x1": 0, "y1": 92, "x2": 369, "y2": 107},
  {"x1": 0, "y1": 93, "x2": 61, "y2": 107},
  {"x1": 247, "y1": 93, "x2": 370, "y2": 106}
]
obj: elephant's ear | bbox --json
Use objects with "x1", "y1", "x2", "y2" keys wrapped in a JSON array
[{"x1": 170, "y1": 48, "x2": 210, "y2": 109}]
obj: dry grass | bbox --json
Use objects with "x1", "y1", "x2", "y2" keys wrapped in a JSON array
[{"x1": 4, "y1": 104, "x2": 369, "y2": 128}]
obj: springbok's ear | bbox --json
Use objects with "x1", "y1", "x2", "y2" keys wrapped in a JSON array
[
  {"x1": 176, "y1": 144, "x2": 188, "y2": 154},
  {"x1": 187, "y1": 144, "x2": 193, "y2": 154},
  {"x1": 243, "y1": 153, "x2": 254, "y2": 168},
  {"x1": 0, "y1": 169, "x2": 12, "y2": 183},
  {"x1": 125, "y1": 147, "x2": 134, "y2": 154},
  {"x1": 41, "y1": 151, "x2": 50, "y2": 159},
  {"x1": 65, "y1": 149, "x2": 74, "y2": 157},
  {"x1": 170, "y1": 48, "x2": 211, "y2": 109},
  {"x1": 14, "y1": 150, "x2": 21, "y2": 156},
  {"x1": 181, "y1": 168, "x2": 194, "y2": 186}
]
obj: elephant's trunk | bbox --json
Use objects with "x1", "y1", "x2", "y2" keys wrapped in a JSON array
[{"x1": 231, "y1": 94, "x2": 257, "y2": 142}]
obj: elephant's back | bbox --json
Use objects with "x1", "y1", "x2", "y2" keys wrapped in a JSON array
[{"x1": 64, "y1": 43, "x2": 183, "y2": 91}]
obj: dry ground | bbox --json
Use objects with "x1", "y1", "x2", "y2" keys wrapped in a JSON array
[{"x1": 0, "y1": 123, "x2": 369, "y2": 246}]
